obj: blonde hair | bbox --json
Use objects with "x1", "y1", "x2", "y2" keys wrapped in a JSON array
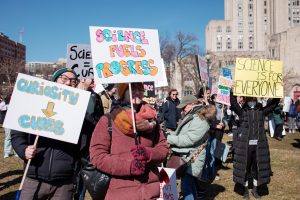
[{"x1": 197, "y1": 104, "x2": 216, "y2": 120}]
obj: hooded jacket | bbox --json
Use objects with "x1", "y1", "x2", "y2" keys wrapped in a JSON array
[{"x1": 167, "y1": 105, "x2": 209, "y2": 178}]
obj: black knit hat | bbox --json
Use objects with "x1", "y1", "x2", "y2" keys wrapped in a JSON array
[{"x1": 51, "y1": 68, "x2": 77, "y2": 82}]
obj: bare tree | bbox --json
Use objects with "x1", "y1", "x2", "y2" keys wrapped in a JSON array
[
  {"x1": 0, "y1": 57, "x2": 25, "y2": 94},
  {"x1": 164, "y1": 32, "x2": 200, "y2": 94}
]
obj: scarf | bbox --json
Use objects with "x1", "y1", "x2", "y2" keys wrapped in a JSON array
[{"x1": 111, "y1": 103, "x2": 157, "y2": 137}]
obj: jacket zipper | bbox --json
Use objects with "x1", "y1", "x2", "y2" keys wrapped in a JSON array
[
  {"x1": 48, "y1": 149, "x2": 54, "y2": 180},
  {"x1": 256, "y1": 111, "x2": 260, "y2": 184}
]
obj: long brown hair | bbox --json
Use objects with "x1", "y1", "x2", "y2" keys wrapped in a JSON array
[{"x1": 197, "y1": 104, "x2": 216, "y2": 120}]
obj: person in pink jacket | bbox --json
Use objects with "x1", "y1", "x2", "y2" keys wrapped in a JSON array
[{"x1": 90, "y1": 82, "x2": 169, "y2": 200}]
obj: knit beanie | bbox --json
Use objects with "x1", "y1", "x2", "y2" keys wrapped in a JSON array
[
  {"x1": 51, "y1": 68, "x2": 78, "y2": 82},
  {"x1": 117, "y1": 83, "x2": 129, "y2": 100}
]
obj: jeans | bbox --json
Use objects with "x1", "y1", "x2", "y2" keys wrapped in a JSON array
[
  {"x1": 288, "y1": 117, "x2": 296, "y2": 131},
  {"x1": 4, "y1": 128, "x2": 12, "y2": 156},
  {"x1": 181, "y1": 173, "x2": 198, "y2": 200}
]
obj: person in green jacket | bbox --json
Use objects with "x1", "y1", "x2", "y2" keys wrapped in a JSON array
[
  {"x1": 166, "y1": 95, "x2": 216, "y2": 199},
  {"x1": 273, "y1": 103, "x2": 284, "y2": 141}
]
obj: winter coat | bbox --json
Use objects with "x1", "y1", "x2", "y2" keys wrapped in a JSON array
[
  {"x1": 12, "y1": 132, "x2": 79, "y2": 182},
  {"x1": 273, "y1": 105, "x2": 284, "y2": 125},
  {"x1": 167, "y1": 105, "x2": 210, "y2": 178},
  {"x1": 89, "y1": 113, "x2": 169, "y2": 200},
  {"x1": 101, "y1": 92, "x2": 112, "y2": 114},
  {"x1": 230, "y1": 92, "x2": 280, "y2": 186},
  {"x1": 288, "y1": 103, "x2": 297, "y2": 118},
  {"x1": 162, "y1": 97, "x2": 181, "y2": 130}
]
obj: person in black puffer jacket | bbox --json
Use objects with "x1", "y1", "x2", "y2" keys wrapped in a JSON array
[
  {"x1": 11, "y1": 68, "x2": 101, "y2": 200},
  {"x1": 230, "y1": 91, "x2": 279, "y2": 199}
]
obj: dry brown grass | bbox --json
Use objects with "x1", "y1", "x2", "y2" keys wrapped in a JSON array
[{"x1": 0, "y1": 127, "x2": 299, "y2": 200}]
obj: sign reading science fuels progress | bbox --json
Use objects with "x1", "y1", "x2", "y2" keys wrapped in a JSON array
[
  {"x1": 89, "y1": 26, "x2": 163, "y2": 84},
  {"x1": 234, "y1": 58, "x2": 283, "y2": 98}
]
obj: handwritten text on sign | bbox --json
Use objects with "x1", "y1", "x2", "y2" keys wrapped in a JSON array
[
  {"x1": 67, "y1": 44, "x2": 93, "y2": 79},
  {"x1": 3, "y1": 73, "x2": 90, "y2": 144},
  {"x1": 216, "y1": 76, "x2": 234, "y2": 106},
  {"x1": 234, "y1": 58, "x2": 283, "y2": 98},
  {"x1": 89, "y1": 26, "x2": 163, "y2": 84}
]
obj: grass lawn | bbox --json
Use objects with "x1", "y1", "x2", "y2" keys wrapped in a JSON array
[{"x1": 0, "y1": 127, "x2": 299, "y2": 200}]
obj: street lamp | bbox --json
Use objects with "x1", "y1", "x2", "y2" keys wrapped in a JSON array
[{"x1": 205, "y1": 54, "x2": 212, "y2": 89}]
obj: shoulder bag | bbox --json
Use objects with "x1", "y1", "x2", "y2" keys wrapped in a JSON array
[
  {"x1": 166, "y1": 143, "x2": 206, "y2": 178},
  {"x1": 80, "y1": 114, "x2": 112, "y2": 200}
]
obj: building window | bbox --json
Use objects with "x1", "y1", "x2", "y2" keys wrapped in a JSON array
[
  {"x1": 183, "y1": 88, "x2": 193, "y2": 96},
  {"x1": 217, "y1": 26, "x2": 222, "y2": 33},
  {"x1": 264, "y1": 8, "x2": 267, "y2": 14},
  {"x1": 226, "y1": 36, "x2": 232, "y2": 49},
  {"x1": 226, "y1": 26, "x2": 231, "y2": 33},
  {"x1": 238, "y1": 39, "x2": 243, "y2": 49},
  {"x1": 264, "y1": 1, "x2": 267, "y2": 6},
  {"x1": 249, "y1": 36, "x2": 254, "y2": 49},
  {"x1": 216, "y1": 35, "x2": 222, "y2": 51}
]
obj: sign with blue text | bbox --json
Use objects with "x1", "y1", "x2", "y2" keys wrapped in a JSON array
[
  {"x1": 3, "y1": 73, "x2": 90, "y2": 144},
  {"x1": 89, "y1": 26, "x2": 163, "y2": 84}
]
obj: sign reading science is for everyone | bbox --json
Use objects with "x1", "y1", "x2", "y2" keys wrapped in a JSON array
[
  {"x1": 3, "y1": 73, "x2": 90, "y2": 144},
  {"x1": 89, "y1": 26, "x2": 163, "y2": 84},
  {"x1": 234, "y1": 58, "x2": 283, "y2": 98}
]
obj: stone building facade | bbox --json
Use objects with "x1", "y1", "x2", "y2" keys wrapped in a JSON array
[{"x1": 206, "y1": 0, "x2": 300, "y2": 97}]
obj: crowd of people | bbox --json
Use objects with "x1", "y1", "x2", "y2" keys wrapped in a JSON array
[{"x1": 0, "y1": 68, "x2": 299, "y2": 200}]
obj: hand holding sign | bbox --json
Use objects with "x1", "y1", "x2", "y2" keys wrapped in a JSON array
[{"x1": 25, "y1": 145, "x2": 37, "y2": 160}]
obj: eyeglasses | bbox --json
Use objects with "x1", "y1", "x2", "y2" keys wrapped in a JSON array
[
  {"x1": 58, "y1": 75, "x2": 78, "y2": 86},
  {"x1": 172, "y1": 93, "x2": 178, "y2": 96}
]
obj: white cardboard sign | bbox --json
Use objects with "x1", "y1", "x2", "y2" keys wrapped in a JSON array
[
  {"x1": 89, "y1": 26, "x2": 163, "y2": 84},
  {"x1": 157, "y1": 167, "x2": 178, "y2": 200},
  {"x1": 3, "y1": 73, "x2": 90, "y2": 144},
  {"x1": 283, "y1": 97, "x2": 292, "y2": 113},
  {"x1": 67, "y1": 44, "x2": 94, "y2": 79},
  {"x1": 155, "y1": 59, "x2": 168, "y2": 88}
]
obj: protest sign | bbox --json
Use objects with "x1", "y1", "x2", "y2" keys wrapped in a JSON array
[
  {"x1": 222, "y1": 67, "x2": 232, "y2": 79},
  {"x1": 155, "y1": 59, "x2": 168, "y2": 88},
  {"x1": 143, "y1": 82, "x2": 156, "y2": 104},
  {"x1": 3, "y1": 73, "x2": 90, "y2": 144},
  {"x1": 157, "y1": 167, "x2": 178, "y2": 200},
  {"x1": 198, "y1": 57, "x2": 209, "y2": 82},
  {"x1": 67, "y1": 44, "x2": 93, "y2": 79},
  {"x1": 283, "y1": 97, "x2": 292, "y2": 112},
  {"x1": 234, "y1": 58, "x2": 283, "y2": 98},
  {"x1": 94, "y1": 84, "x2": 105, "y2": 94},
  {"x1": 89, "y1": 26, "x2": 163, "y2": 84},
  {"x1": 216, "y1": 76, "x2": 234, "y2": 106}
]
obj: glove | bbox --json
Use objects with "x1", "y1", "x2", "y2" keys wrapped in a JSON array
[
  {"x1": 131, "y1": 145, "x2": 151, "y2": 161},
  {"x1": 130, "y1": 159, "x2": 146, "y2": 176},
  {"x1": 136, "y1": 120, "x2": 156, "y2": 132}
]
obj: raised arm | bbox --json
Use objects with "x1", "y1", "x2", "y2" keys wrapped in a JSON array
[
  {"x1": 262, "y1": 98, "x2": 280, "y2": 115},
  {"x1": 230, "y1": 90, "x2": 242, "y2": 116}
]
